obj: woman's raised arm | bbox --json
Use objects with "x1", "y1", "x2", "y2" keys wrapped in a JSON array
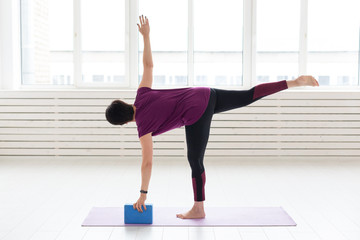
[{"x1": 137, "y1": 15, "x2": 153, "y2": 89}]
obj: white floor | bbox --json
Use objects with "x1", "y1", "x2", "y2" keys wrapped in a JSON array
[{"x1": 0, "y1": 158, "x2": 360, "y2": 240}]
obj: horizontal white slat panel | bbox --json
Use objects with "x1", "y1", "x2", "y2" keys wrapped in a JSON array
[
  {"x1": 2, "y1": 156, "x2": 360, "y2": 161},
  {"x1": 0, "y1": 134, "x2": 183, "y2": 141},
  {"x1": 0, "y1": 113, "x2": 102, "y2": 120},
  {"x1": 0, "y1": 127, "x2": 183, "y2": 135},
  {"x1": 1, "y1": 113, "x2": 360, "y2": 121},
  {"x1": 0, "y1": 113, "x2": 56, "y2": 120},
  {"x1": 213, "y1": 106, "x2": 360, "y2": 114},
  {"x1": 270, "y1": 91, "x2": 360, "y2": 99},
  {"x1": 210, "y1": 128, "x2": 360, "y2": 135},
  {"x1": 0, "y1": 106, "x2": 107, "y2": 113},
  {"x1": 0, "y1": 148, "x2": 185, "y2": 156},
  {"x1": 277, "y1": 107, "x2": 360, "y2": 114},
  {"x1": 1, "y1": 141, "x2": 358, "y2": 149},
  {"x1": 0, "y1": 90, "x2": 137, "y2": 99},
  {"x1": 208, "y1": 127, "x2": 359, "y2": 135},
  {"x1": 2, "y1": 106, "x2": 359, "y2": 114},
  {"x1": 1, "y1": 90, "x2": 359, "y2": 159},
  {"x1": 1, "y1": 120, "x2": 360, "y2": 128},
  {"x1": 252, "y1": 99, "x2": 360, "y2": 107},
  {"x1": 207, "y1": 135, "x2": 360, "y2": 141},
  {"x1": 0, "y1": 141, "x2": 183, "y2": 149},
  {"x1": 55, "y1": 99, "x2": 134, "y2": 105},
  {"x1": 1, "y1": 127, "x2": 360, "y2": 135},
  {"x1": 212, "y1": 114, "x2": 360, "y2": 121},
  {"x1": 1, "y1": 89, "x2": 360, "y2": 99},
  {"x1": 2, "y1": 98, "x2": 359, "y2": 107},
  {"x1": 0, "y1": 120, "x2": 109, "y2": 128},
  {"x1": 205, "y1": 149, "x2": 360, "y2": 156},
  {"x1": 1, "y1": 134, "x2": 360, "y2": 142},
  {"x1": 1, "y1": 148, "x2": 359, "y2": 156},
  {"x1": 209, "y1": 142, "x2": 360, "y2": 148},
  {"x1": 0, "y1": 98, "x2": 134, "y2": 106},
  {"x1": 0, "y1": 127, "x2": 176, "y2": 135},
  {"x1": 0, "y1": 99, "x2": 57, "y2": 105},
  {"x1": 211, "y1": 121, "x2": 360, "y2": 128},
  {"x1": 3, "y1": 156, "x2": 360, "y2": 161}
]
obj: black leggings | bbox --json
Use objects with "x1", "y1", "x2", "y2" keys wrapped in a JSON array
[{"x1": 185, "y1": 80, "x2": 288, "y2": 201}]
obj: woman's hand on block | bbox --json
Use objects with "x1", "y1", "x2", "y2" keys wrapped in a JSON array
[{"x1": 133, "y1": 194, "x2": 147, "y2": 212}]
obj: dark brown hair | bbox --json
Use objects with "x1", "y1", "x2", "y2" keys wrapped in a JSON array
[{"x1": 105, "y1": 100, "x2": 134, "y2": 125}]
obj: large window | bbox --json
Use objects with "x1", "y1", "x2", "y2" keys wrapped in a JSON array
[
  {"x1": 21, "y1": 0, "x2": 73, "y2": 85},
  {"x1": 194, "y1": 0, "x2": 243, "y2": 86},
  {"x1": 81, "y1": 0, "x2": 125, "y2": 85},
  {"x1": 20, "y1": 0, "x2": 125, "y2": 86},
  {"x1": 256, "y1": 0, "x2": 300, "y2": 83},
  {"x1": 19, "y1": 0, "x2": 360, "y2": 88},
  {"x1": 138, "y1": 0, "x2": 188, "y2": 87},
  {"x1": 308, "y1": 0, "x2": 360, "y2": 86}
]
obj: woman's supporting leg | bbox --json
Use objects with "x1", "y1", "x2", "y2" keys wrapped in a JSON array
[
  {"x1": 185, "y1": 89, "x2": 216, "y2": 202},
  {"x1": 176, "y1": 89, "x2": 217, "y2": 219}
]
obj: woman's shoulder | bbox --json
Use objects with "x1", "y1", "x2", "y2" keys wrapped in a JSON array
[
  {"x1": 135, "y1": 87, "x2": 151, "y2": 103},
  {"x1": 137, "y1": 87, "x2": 152, "y2": 92}
]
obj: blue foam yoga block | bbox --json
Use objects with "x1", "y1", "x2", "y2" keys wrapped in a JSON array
[{"x1": 124, "y1": 204, "x2": 153, "y2": 224}]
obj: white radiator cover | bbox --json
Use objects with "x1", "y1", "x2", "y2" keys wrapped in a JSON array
[{"x1": 0, "y1": 90, "x2": 359, "y2": 160}]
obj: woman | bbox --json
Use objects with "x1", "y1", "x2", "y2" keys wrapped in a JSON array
[{"x1": 105, "y1": 15, "x2": 320, "y2": 219}]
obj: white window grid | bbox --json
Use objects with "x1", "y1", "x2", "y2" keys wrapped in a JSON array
[{"x1": 1, "y1": 0, "x2": 360, "y2": 90}]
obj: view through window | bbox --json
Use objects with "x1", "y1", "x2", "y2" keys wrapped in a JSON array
[
  {"x1": 256, "y1": 0, "x2": 300, "y2": 84},
  {"x1": 21, "y1": 0, "x2": 73, "y2": 85},
  {"x1": 20, "y1": 0, "x2": 360, "y2": 87},
  {"x1": 308, "y1": 0, "x2": 360, "y2": 86},
  {"x1": 194, "y1": 0, "x2": 243, "y2": 86},
  {"x1": 81, "y1": 0, "x2": 125, "y2": 85},
  {"x1": 138, "y1": 0, "x2": 188, "y2": 87}
]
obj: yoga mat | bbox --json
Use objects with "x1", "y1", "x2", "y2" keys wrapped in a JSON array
[{"x1": 82, "y1": 206, "x2": 296, "y2": 227}]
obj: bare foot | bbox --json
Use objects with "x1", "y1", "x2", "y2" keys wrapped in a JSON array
[
  {"x1": 296, "y1": 75, "x2": 319, "y2": 87},
  {"x1": 176, "y1": 208, "x2": 206, "y2": 219},
  {"x1": 176, "y1": 202, "x2": 206, "y2": 219}
]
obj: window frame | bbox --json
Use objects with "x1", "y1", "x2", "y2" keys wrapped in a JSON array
[
  {"x1": 0, "y1": 0, "x2": 21, "y2": 90},
  {"x1": 0, "y1": 0, "x2": 359, "y2": 89}
]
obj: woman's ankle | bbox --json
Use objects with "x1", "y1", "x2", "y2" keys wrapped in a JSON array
[{"x1": 193, "y1": 201, "x2": 204, "y2": 209}]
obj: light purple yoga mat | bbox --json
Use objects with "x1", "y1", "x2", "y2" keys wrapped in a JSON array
[{"x1": 82, "y1": 206, "x2": 296, "y2": 227}]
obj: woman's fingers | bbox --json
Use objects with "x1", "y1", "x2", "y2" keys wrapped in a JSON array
[
  {"x1": 134, "y1": 202, "x2": 140, "y2": 212},
  {"x1": 135, "y1": 202, "x2": 142, "y2": 212},
  {"x1": 132, "y1": 202, "x2": 147, "y2": 212},
  {"x1": 137, "y1": 23, "x2": 140, "y2": 31},
  {"x1": 138, "y1": 15, "x2": 148, "y2": 26}
]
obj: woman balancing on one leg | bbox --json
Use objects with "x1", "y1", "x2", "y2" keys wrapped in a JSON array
[{"x1": 105, "y1": 15, "x2": 320, "y2": 219}]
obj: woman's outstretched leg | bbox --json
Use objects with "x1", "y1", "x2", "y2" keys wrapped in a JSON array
[{"x1": 213, "y1": 76, "x2": 319, "y2": 114}]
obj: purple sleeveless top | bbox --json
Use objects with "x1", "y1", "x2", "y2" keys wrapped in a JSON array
[{"x1": 134, "y1": 87, "x2": 211, "y2": 138}]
